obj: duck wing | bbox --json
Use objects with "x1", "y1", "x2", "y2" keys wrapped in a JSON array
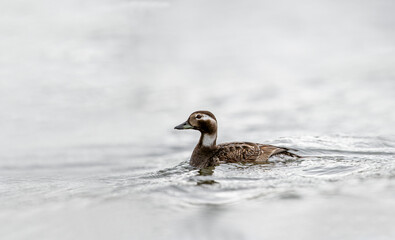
[{"x1": 215, "y1": 142, "x2": 298, "y2": 164}]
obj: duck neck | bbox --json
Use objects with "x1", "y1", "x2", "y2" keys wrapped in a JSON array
[
  {"x1": 199, "y1": 132, "x2": 217, "y2": 148},
  {"x1": 191, "y1": 131, "x2": 217, "y2": 168}
]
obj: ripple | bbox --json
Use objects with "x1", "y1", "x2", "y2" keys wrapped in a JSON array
[{"x1": 118, "y1": 135, "x2": 395, "y2": 207}]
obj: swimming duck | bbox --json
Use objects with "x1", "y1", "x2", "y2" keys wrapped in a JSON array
[{"x1": 175, "y1": 110, "x2": 299, "y2": 168}]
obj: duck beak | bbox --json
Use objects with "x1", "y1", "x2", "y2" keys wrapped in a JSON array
[{"x1": 174, "y1": 121, "x2": 194, "y2": 130}]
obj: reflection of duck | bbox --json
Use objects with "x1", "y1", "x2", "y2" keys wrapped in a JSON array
[{"x1": 175, "y1": 110, "x2": 300, "y2": 168}]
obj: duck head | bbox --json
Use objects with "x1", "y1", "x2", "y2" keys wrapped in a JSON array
[
  {"x1": 174, "y1": 110, "x2": 218, "y2": 147},
  {"x1": 174, "y1": 111, "x2": 217, "y2": 133}
]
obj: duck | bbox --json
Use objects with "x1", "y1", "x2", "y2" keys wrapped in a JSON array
[{"x1": 174, "y1": 110, "x2": 300, "y2": 168}]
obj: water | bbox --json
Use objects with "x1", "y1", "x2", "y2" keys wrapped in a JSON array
[{"x1": 1, "y1": 0, "x2": 395, "y2": 239}]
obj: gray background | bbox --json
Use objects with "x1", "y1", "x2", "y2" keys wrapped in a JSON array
[{"x1": 1, "y1": 0, "x2": 395, "y2": 239}]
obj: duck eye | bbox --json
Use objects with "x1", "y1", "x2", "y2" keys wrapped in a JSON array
[{"x1": 196, "y1": 114, "x2": 202, "y2": 119}]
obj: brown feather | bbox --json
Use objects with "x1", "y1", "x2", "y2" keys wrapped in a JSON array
[
  {"x1": 175, "y1": 110, "x2": 300, "y2": 168},
  {"x1": 215, "y1": 142, "x2": 299, "y2": 164}
]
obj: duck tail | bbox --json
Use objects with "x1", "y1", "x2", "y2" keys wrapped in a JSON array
[{"x1": 281, "y1": 151, "x2": 301, "y2": 158}]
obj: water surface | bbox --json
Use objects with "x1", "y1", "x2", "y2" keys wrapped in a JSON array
[{"x1": 1, "y1": 0, "x2": 395, "y2": 239}]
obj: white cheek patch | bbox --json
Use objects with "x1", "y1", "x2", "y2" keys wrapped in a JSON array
[{"x1": 200, "y1": 114, "x2": 215, "y2": 123}]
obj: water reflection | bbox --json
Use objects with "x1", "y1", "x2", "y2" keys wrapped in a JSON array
[
  {"x1": 196, "y1": 180, "x2": 218, "y2": 186},
  {"x1": 198, "y1": 167, "x2": 215, "y2": 176},
  {"x1": 196, "y1": 167, "x2": 218, "y2": 185}
]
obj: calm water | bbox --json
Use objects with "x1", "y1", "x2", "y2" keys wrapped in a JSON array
[{"x1": 1, "y1": 0, "x2": 395, "y2": 239}]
